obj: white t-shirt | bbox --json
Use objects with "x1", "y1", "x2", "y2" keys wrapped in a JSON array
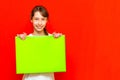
[
  {"x1": 23, "y1": 33, "x2": 54, "y2": 80},
  {"x1": 23, "y1": 73, "x2": 54, "y2": 80}
]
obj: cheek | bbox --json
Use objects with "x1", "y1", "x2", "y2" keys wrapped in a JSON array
[
  {"x1": 43, "y1": 21, "x2": 47, "y2": 26},
  {"x1": 32, "y1": 21, "x2": 38, "y2": 25}
]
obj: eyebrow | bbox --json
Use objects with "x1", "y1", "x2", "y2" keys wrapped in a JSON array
[{"x1": 34, "y1": 16, "x2": 46, "y2": 18}]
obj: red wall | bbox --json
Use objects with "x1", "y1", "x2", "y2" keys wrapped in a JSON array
[{"x1": 0, "y1": 0, "x2": 120, "y2": 80}]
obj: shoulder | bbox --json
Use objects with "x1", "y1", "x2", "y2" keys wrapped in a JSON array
[
  {"x1": 48, "y1": 33, "x2": 52, "y2": 36},
  {"x1": 28, "y1": 33, "x2": 52, "y2": 36},
  {"x1": 28, "y1": 33, "x2": 33, "y2": 36}
]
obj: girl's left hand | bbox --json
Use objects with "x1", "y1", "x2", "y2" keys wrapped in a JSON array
[{"x1": 52, "y1": 32, "x2": 62, "y2": 38}]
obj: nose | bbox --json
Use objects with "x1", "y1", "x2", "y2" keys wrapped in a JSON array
[{"x1": 38, "y1": 21, "x2": 42, "y2": 25}]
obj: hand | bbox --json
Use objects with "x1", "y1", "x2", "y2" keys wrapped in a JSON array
[
  {"x1": 17, "y1": 32, "x2": 27, "y2": 40},
  {"x1": 52, "y1": 32, "x2": 62, "y2": 38}
]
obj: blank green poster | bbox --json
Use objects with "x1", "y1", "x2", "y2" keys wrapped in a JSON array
[{"x1": 15, "y1": 35, "x2": 66, "y2": 74}]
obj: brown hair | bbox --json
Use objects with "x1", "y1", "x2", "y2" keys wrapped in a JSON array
[{"x1": 31, "y1": 5, "x2": 49, "y2": 35}]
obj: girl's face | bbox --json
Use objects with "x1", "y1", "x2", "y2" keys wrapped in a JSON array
[{"x1": 31, "y1": 11, "x2": 48, "y2": 32}]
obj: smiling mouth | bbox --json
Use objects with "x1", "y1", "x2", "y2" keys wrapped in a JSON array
[{"x1": 36, "y1": 25, "x2": 42, "y2": 29}]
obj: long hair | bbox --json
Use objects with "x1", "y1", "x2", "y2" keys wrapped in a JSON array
[{"x1": 31, "y1": 5, "x2": 49, "y2": 35}]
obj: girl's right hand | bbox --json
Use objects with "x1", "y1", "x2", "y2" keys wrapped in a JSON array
[{"x1": 17, "y1": 32, "x2": 27, "y2": 40}]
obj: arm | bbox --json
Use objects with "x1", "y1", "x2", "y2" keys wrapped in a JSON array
[{"x1": 22, "y1": 74, "x2": 25, "y2": 80}]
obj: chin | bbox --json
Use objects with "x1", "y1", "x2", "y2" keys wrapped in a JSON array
[
  {"x1": 36, "y1": 30, "x2": 43, "y2": 32},
  {"x1": 35, "y1": 28, "x2": 43, "y2": 31}
]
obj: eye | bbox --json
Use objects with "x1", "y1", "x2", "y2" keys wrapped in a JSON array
[
  {"x1": 35, "y1": 18, "x2": 39, "y2": 20},
  {"x1": 41, "y1": 18, "x2": 45, "y2": 21}
]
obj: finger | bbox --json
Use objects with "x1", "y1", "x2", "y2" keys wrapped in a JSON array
[
  {"x1": 57, "y1": 32, "x2": 62, "y2": 35},
  {"x1": 23, "y1": 32, "x2": 27, "y2": 35},
  {"x1": 17, "y1": 34, "x2": 20, "y2": 37},
  {"x1": 58, "y1": 33, "x2": 62, "y2": 36}
]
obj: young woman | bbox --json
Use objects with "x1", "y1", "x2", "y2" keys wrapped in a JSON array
[{"x1": 17, "y1": 5, "x2": 62, "y2": 80}]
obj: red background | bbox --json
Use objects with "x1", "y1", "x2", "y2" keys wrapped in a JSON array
[{"x1": 0, "y1": 0, "x2": 120, "y2": 80}]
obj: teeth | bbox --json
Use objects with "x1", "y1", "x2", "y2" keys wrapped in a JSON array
[
  {"x1": 36, "y1": 26, "x2": 42, "y2": 29},
  {"x1": 38, "y1": 27, "x2": 42, "y2": 28}
]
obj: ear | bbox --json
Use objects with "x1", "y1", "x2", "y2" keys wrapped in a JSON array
[
  {"x1": 46, "y1": 19, "x2": 48, "y2": 24},
  {"x1": 31, "y1": 20, "x2": 33, "y2": 23}
]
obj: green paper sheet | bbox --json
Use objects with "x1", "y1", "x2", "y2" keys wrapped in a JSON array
[{"x1": 15, "y1": 35, "x2": 66, "y2": 74}]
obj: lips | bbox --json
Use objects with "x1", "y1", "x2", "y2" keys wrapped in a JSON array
[{"x1": 36, "y1": 25, "x2": 42, "y2": 29}]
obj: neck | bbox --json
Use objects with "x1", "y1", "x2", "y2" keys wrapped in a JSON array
[{"x1": 32, "y1": 30, "x2": 46, "y2": 36}]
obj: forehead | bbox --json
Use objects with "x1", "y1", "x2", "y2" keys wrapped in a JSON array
[{"x1": 33, "y1": 11, "x2": 45, "y2": 18}]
